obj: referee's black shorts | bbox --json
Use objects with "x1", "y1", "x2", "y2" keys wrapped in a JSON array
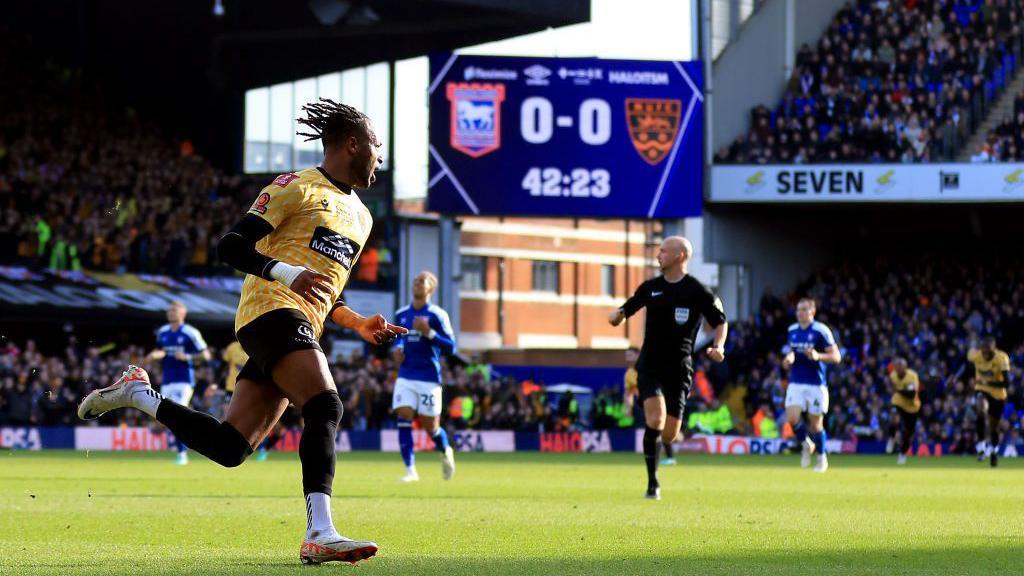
[
  {"x1": 638, "y1": 370, "x2": 693, "y2": 419},
  {"x1": 236, "y1": 308, "x2": 323, "y2": 383}
]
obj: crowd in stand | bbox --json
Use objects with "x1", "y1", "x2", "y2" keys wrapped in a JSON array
[
  {"x1": 5, "y1": 252, "x2": 1023, "y2": 457},
  {"x1": 0, "y1": 336, "x2": 564, "y2": 434},
  {"x1": 0, "y1": 51, "x2": 393, "y2": 286},
  {"x1": 0, "y1": 56, "x2": 255, "y2": 277},
  {"x1": 970, "y1": 87, "x2": 1024, "y2": 160},
  {"x1": 717, "y1": 0, "x2": 1024, "y2": 164},
  {"x1": 714, "y1": 255, "x2": 1024, "y2": 452}
]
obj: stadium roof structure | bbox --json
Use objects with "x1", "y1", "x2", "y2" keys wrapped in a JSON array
[
  {"x1": 9, "y1": 0, "x2": 588, "y2": 166},
  {"x1": 212, "y1": 0, "x2": 591, "y2": 89},
  {"x1": 14, "y1": 0, "x2": 588, "y2": 89}
]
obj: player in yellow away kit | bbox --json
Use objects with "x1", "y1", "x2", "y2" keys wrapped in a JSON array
[
  {"x1": 887, "y1": 358, "x2": 920, "y2": 466},
  {"x1": 968, "y1": 336, "x2": 1012, "y2": 467},
  {"x1": 78, "y1": 99, "x2": 406, "y2": 564}
]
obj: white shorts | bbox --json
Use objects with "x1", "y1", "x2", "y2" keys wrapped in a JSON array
[
  {"x1": 162, "y1": 383, "x2": 195, "y2": 408},
  {"x1": 785, "y1": 384, "x2": 829, "y2": 415},
  {"x1": 392, "y1": 377, "x2": 443, "y2": 418}
]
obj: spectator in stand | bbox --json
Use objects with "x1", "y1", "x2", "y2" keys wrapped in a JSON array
[{"x1": 719, "y1": 0, "x2": 1024, "y2": 164}]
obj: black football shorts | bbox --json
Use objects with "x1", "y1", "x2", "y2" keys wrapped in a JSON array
[
  {"x1": 236, "y1": 308, "x2": 322, "y2": 383},
  {"x1": 638, "y1": 370, "x2": 692, "y2": 419}
]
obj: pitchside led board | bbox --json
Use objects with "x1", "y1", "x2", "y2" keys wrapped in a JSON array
[{"x1": 427, "y1": 53, "x2": 704, "y2": 218}]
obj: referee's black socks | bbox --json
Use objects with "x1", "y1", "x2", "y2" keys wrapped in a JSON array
[
  {"x1": 156, "y1": 401, "x2": 252, "y2": 467},
  {"x1": 643, "y1": 426, "x2": 661, "y2": 489}
]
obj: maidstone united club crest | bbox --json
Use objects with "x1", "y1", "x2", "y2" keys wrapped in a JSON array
[
  {"x1": 626, "y1": 98, "x2": 682, "y2": 165},
  {"x1": 447, "y1": 82, "x2": 506, "y2": 158}
]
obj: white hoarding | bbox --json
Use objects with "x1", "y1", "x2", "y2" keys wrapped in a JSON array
[{"x1": 711, "y1": 164, "x2": 1024, "y2": 202}]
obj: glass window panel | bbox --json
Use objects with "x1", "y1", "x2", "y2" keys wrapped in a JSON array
[
  {"x1": 461, "y1": 256, "x2": 485, "y2": 291},
  {"x1": 394, "y1": 56, "x2": 429, "y2": 199},
  {"x1": 532, "y1": 261, "x2": 560, "y2": 293},
  {"x1": 292, "y1": 77, "x2": 318, "y2": 169},
  {"x1": 341, "y1": 68, "x2": 366, "y2": 114},
  {"x1": 244, "y1": 88, "x2": 270, "y2": 173},
  {"x1": 365, "y1": 62, "x2": 390, "y2": 169},
  {"x1": 317, "y1": 72, "x2": 341, "y2": 104},
  {"x1": 601, "y1": 264, "x2": 615, "y2": 296},
  {"x1": 269, "y1": 82, "x2": 294, "y2": 172}
]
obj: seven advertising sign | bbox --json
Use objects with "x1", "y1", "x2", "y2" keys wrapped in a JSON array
[
  {"x1": 428, "y1": 53, "x2": 704, "y2": 218},
  {"x1": 711, "y1": 164, "x2": 1024, "y2": 202}
]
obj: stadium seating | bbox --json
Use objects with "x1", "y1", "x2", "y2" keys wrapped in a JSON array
[
  {"x1": 969, "y1": 87, "x2": 1024, "y2": 160},
  {"x1": 719, "y1": 255, "x2": 1024, "y2": 452},
  {"x1": 0, "y1": 337, "x2": 561, "y2": 433},
  {"x1": 717, "y1": 0, "x2": 1024, "y2": 164},
  {"x1": 0, "y1": 62, "x2": 392, "y2": 285},
  {"x1": 6, "y1": 250, "x2": 1022, "y2": 454}
]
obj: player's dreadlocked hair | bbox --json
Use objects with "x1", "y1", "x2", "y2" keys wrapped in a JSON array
[{"x1": 296, "y1": 98, "x2": 369, "y2": 149}]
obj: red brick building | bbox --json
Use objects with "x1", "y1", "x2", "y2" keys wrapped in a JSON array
[{"x1": 456, "y1": 216, "x2": 662, "y2": 351}]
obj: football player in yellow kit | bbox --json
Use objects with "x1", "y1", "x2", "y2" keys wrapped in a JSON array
[{"x1": 79, "y1": 99, "x2": 405, "y2": 564}]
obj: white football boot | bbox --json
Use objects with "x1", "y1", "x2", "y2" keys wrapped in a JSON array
[
  {"x1": 897, "y1": 453, "x2": 907, "y2": 466},
  {"x1": 441, "y1": 446, "x2": 456, "y2": 480},
  {"x1": 300, "y1": 532, "x2": 378, "y2": 565},
  {"x1": 814, "y1": 453, "x2": 829, "y2": 473},
  {"x1": 800, "y1": 436, "x2": 815, "y2": 468},
  {"x1": 400, "y1": 468, "x2": 420, "y2": 482},
  {"x1": 78, "y1": 365, "x2": 156, "y2": 420}
]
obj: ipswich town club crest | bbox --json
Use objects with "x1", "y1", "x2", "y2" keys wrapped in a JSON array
[
  {"x1": 625, "y1": 98, "x2": 682, "y2": 165},
  {"x1": 447, "y1": 82, "x2": 506, "y2": 158}
]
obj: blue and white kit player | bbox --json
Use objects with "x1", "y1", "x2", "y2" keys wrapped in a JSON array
[
  {"x1": 391, "y1": 271, "x2": 456, "y2": 482},
  {"x1": 145, "y1": 300, "x2": 211, "y2": 465},
  {"x1": 781, "y1": 297, "x2": 841, "y2": 472}
]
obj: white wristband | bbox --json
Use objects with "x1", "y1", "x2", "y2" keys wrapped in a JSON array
[
  {"x1": 427, "y1": 329, "x2": 437, "y2": 340},
  {"x1": 269, "y1": 262, "x2": 304, "y2": 288}
]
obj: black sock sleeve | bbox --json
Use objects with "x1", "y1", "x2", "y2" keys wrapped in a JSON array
[
  {"x1": 156, "y1": 401, "x2": 252, "y2": 467},
  {"x1": 300, "y1": 391, "x2": 344, "y2": 496},
  {"x1": 217, "y1": 214, "x2": 278, "y2": 280}
]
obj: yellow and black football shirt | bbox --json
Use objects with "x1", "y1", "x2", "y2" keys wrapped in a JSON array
[
  {"x1": 222, "y1": 341, "x2": 248, "y2": 393},
  {"x1": 968, "y1": 349, "x2": 1011, "y2": 401},
  {"x1": 624, "y1": 367, "x2": 638, "y2": 397},
  {"x1": 235, "y1": 167, "x2": 372, "y2": 338},
  {"x1": 889, "y1": 368, "x2": 920, "y2": 413}
]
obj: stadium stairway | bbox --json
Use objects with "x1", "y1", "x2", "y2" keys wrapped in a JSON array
[{"x1": 959, "y1": 66, "x2": 1024, "y2": 161}]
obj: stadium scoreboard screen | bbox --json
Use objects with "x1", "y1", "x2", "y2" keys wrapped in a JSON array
[{"x1": 428, "y1": 53, "x2": 704, "y2": 218}]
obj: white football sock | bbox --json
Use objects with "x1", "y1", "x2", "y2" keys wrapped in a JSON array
[
  {"x1": 131, "y1": 386, "x2": 163, "y2": 418},
  {"x1": 306, "y1": 493, "x2": 337, "y2": 539}
]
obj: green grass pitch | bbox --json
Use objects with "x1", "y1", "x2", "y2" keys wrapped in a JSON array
[{"x1": 1, "y1": 450, "x2": 1022, "y2": 575}]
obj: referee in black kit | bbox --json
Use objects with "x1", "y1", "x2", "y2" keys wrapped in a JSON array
[{"x1": 609, "y1": 236, "x2": 728, "y2": 500}]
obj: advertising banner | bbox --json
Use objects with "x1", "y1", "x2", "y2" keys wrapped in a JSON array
[
  {"x1": 711, "y1": 164, "x2": 1024, "y2": 203},
  {"x1": 637, "y1": 432, "x2": 850, "y2": 455},
  {"x1": 0, "y1": 427, "x2": 75, "y2": 450},
  {"x1": 429, "y1": 53, "x2": 704, "y2": 218},
  {"x1": 379, "y1": 429, "x2": 515, "y2": 452},
  {"x1": 524, "y1": 430, "x2": 636, "y2": 453},
  {"x1": 74, "y1": 427, "x2": 170, "y2": 451}
]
